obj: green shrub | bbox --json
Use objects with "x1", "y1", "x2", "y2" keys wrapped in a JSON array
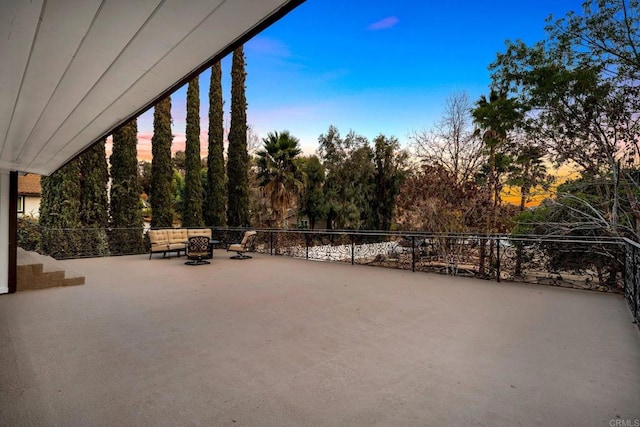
[{"x1": 17, "y1": 216, "x2": 40, "y2": 251}]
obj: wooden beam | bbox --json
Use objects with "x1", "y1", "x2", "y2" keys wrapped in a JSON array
[{"x1": 8, "y1": 171, "x2": 17, "y2": 293}]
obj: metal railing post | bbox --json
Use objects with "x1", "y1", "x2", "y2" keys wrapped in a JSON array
[
  {"x1": 412, "y1": 236, "x2": 416, "y2": 272},
  {"x1": 630, "y1": 243, "x2": 635, "y2": 314},
  {"x1": 351, "y1": 235, "x2": 355, "y2": 265},
  {"x1": 627, "y1": 243, "x2": 640, "y2": 324},
  {"x1": 496, "y1": 236, "x2": 501, "y2": 283},
  {"x1": 306, "y1": 233, "x2": 309, "y2": 260},
  {"x1": 270, "y1": 232, "x2": 273, "y2": 256}
]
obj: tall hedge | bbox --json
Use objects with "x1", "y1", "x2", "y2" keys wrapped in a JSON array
[
  {"x1": 110, "y1": 119, "x2": 145, "y2": 254},
  {"x1": 39, "y1": 158, "x2": 82, "y2": 258},
  {"x1": 182, "y1": 77, "x2": 204, "y2": 227},
  {"x1": 226, "y1": 46, "x2": 250, "y2": 227},
  {"x1": 151, "y1": 95, "x2": 174, "y2": 227},
  {"x1": 79, "y1": 138, "x2": 110, "y2": 255},
  {"x1": 205, "y1": 61, "x2": 226, "y2": 226}
]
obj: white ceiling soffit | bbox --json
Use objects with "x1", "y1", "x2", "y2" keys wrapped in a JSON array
[{"x1": 0, "y1": 0, "x2": 303, "y2": 175}]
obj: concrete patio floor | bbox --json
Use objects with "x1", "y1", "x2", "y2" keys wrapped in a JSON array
[{"x1": 1, "y1": 253, "x2": 639, "y2": 426}]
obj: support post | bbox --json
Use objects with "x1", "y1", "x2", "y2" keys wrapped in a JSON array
[{"x1": 0, "y1": 172, "x2": 17, "y2": 294}]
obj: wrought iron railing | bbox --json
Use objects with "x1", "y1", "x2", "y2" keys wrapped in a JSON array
[
  {"x1": 244, "y1": 229, "x2": 625, "y2": 291},
  {"x1": 23, "y1": 226, "x2": 639, "y2": 326}
]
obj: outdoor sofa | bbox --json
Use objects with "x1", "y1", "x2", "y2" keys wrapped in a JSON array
[{"x1": 148, "y1": 228, "x2": 212, "y2": 259}]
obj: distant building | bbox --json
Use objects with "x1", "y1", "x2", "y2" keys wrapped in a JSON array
[
  {"x1": 17, "y1": 174, "x2": 41, "y2": 218},
  {"x1": 283, "y1": 207, "x2": 327, "y2": 230}
]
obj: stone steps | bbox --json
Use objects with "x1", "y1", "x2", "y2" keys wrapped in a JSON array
[{"x1": 17, "y1": 248, "x2": 85, "y2": 291}]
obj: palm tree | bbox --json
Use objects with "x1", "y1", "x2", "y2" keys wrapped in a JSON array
[
  {"x1": 472, "y1": 90, "x2": 524, "y2": 222},
  {"x1": 256, "y1": 131, "x2": 304, "y2": 227},
  {"x1": 471, "y1": 90, "x2": 524, "y2": 277}
]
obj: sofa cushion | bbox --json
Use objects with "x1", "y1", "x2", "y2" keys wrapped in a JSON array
[
  {"x1": 187, "y1": 228, "x2": 212, "y2": 239},
  {"x1": 149, "y1": 229, "x2": 169, "y2": 245},
  {"x1": 167, "y1": 229, "x2": 188, "y2": 244}
]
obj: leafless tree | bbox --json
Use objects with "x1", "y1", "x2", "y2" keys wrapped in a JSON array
[
  {"x1": 409, "y1": 92, "x2": 485, "y2": 186},
  {"x1": 246, "y1": 124, "x2": 261, "y2": 155}
]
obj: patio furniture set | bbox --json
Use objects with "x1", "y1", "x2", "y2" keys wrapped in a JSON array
[{"x1": 148, "y1": 229, "x2": 257, "y2": 265}]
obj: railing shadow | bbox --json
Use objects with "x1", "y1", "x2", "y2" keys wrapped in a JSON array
[{"x1": 20, "y1": 226, "x2": 638, "y2": 326}]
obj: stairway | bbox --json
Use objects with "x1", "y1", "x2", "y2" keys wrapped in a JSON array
[{"x1": 17, "y1": 248, "x2": 85, "y2": 291}]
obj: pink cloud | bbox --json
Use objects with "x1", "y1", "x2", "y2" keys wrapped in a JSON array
[
  {"x1": 133, "y1": 131, "x2": 213, "y2": 161},
  {"x1": 367, "y1": 16, "x2": 399, "y2": 30},
  {"x1": 137, "y1": 132, "x2": 153, "y2": 143}
]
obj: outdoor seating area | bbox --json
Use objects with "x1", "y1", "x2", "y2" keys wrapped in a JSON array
[
  {"x1": 1, "y1": 253, "x2": 638, "y2": 426},
  {"x1": 148, "y1": 228, "x2": 213, "y2": 259},
  {"x1": 149, "y1": 228, "x2": 257, "y2": 262}
]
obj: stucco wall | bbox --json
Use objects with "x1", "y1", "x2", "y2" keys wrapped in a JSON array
[{"x1": 20, "y1": 196, "x2": 40, "y2": 218}]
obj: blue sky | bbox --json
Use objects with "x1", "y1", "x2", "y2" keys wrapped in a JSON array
[{"x1": 133, "y1": 0, "x2": 586, "y2": 158}]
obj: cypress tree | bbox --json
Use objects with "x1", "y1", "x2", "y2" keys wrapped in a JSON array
[
  {"x1": 151, "y1": 95, "x2": 174, "y2": 227},
  {"x1": 79, "y1": 139, "x2": 109, "y2": 228},
  {"x1": 205, "y1": 61, "x2": 226, "y2": 226},
  {"x1": 39, "y1": 158, "x2": 82, "y2": 258},
  {"x1": 110, "y1": 119, "x2": 144, "y2": 254},
  {"x1": 227, "y1": 46, "x2": 250, "y2": 227},
  {"x1": 182, "y1": 76, "x2": 204, "y2": 227},
  {"x1": 79, "y1": 138, "x2": 109, "y2": 255}
]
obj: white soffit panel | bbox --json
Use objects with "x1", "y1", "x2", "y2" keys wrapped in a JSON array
[{"x1": 0, "y1": 0, "x2": 303, "y2": 175}]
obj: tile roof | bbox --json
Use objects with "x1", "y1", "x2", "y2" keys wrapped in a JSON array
[{"x1": 18, "y1": 174, "x2": 41, "y2": 196}]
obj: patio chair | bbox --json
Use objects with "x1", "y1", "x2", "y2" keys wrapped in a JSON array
[
  {"x1": 227, "y1": 230, "x2": 257, "y2": 259},
  {"x1": 188, "y1": 228, "x2": 214, "y2": 259},
  {"x1": 185, "y1": 236, "x2": 211, "y2": 266}
]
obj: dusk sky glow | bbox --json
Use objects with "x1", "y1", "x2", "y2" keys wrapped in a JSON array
[{"x1": 124, "y1": 0, "x2": 587, "y2": 160}]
